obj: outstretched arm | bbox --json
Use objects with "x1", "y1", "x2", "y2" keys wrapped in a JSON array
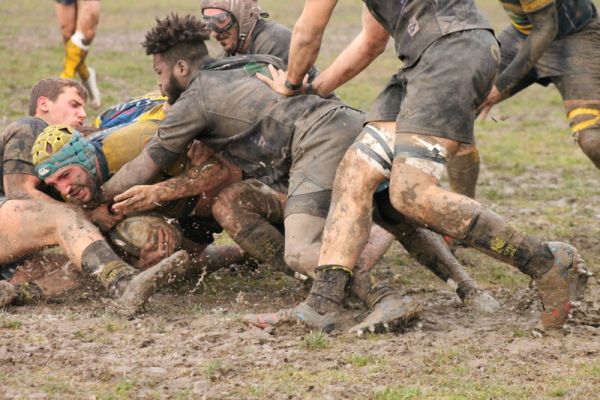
[
  {"x1": 111, "y1": 154, "x2": 241, "y2": 215},
  {"x1": 479, "y1": 4, "x2": 558, "y2": 117},
  {"x1": 258, "y1": 5, "x2": 389, "y2": 97},
  {"x1": 311, "y1": 6, "x2": 390, "y2": 97},
  {"x1": 286, "y1": 0, "x2": 338, "y2": 87}
]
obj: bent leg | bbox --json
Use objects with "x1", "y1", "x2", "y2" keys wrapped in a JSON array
[
  {"x1": 389, "y1": 133, "x2": 588, "y2": 328},
  {"x1": 213, "y1": 180, "x2": 289, "y2": 274},
  {"x1": 0, "y1": 200, "x2": 104, "y2": 266}
]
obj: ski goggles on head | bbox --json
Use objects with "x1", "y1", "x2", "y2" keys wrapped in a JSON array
[{"x1": 202, "y1": 9, "x2": 236, "y2": 33}]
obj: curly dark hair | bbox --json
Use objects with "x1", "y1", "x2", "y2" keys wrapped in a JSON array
[{"x1": 142, "y1": 13, "x2": 210, "y2": 66}]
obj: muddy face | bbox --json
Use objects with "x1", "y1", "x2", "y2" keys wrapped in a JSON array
[{"x1": 44, "y1": 165, "x2": 97, "y2": 205}]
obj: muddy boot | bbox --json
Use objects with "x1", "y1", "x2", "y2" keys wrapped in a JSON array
[
  {"x1": 241, "y1": 303, "x2": 339, "y2": 333},
  {"x1": 115, "y1": 250, "x2": 190, "y2": 318},
  {"x1": 535, "y1": 242, "x2": 590, "y2": 329},
  {"x1": 349, "y1": 282, "x2": 422, "y2": 335},
  {"x1": 456, "y1": 280, "x2": 501, "y2": 314},
  {"x1": 0, "y1": 281, "x2": 17, "y2": 307},
  {"x1": 242, "y1": 265, "x2": 350, "y2": 332}
]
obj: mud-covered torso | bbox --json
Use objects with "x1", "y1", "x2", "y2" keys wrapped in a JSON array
[
  {"x1": 0, "y1": 117, "x2": 48, "y2": 195},
  {"x1": 157, "y1": 63, "x2": 343, "y2": 188},
  {"x1": 499, "y1": 0, "x2": 596, "y2": 36},
  {"x1": 363, "y1": 0, "x2": 491, "y2": 67}
]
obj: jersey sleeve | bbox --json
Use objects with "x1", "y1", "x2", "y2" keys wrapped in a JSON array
[
  {"x1": 155, "y1": 82, "x2": 210, "y2": 155},
  {"x1": 2, "y1": 124, "x2": 37, "y2": 176}
]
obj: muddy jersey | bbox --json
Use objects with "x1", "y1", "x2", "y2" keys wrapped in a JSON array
[
  {"x1": 0, "y1": 117, "x2": 48, "y2": 195},
  {"x1": 94, "y1": 92, "x2": 167, "y2": 130},
  {"x1": 90, "y1": 119, "x2": 188, "y2": 181},
  {"x1": 153, "y1": 57, "x2": 343, "y2": 189},
  {"x1": 226, "y1": 19, "x2": 292, "y2": 61},
  {"x1": 363, "y1": 0, "x2": 491, "y2": 67},
  {"x1": 499, "y1": 0, "x2": 596, "y2": 36}
]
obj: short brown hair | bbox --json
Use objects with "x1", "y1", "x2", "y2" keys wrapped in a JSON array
[
  {"x1": 28, "y1": 78, "x2": 88, "y2": 116},
  {"x1": 142, "y1": 13, "x2": 210, "y2": 67}
]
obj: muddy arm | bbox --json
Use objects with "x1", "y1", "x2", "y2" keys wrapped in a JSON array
[
  {"x1": 311, "y1": 6, "x2": 390, "y2": 97},
  {"x1": 495, "y1": 5, "x2": 558, "y2": 97},
  {"x1": 4, "y1": 174, "x2": 57, "y2": 202}
]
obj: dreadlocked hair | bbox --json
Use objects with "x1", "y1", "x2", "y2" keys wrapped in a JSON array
[{"x1": 142, "y1": 13, "x2": 210, "y2": 66}]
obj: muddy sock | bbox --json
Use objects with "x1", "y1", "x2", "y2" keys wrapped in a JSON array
[
  {"x1": 349, "y1": 269, "x2": 396, "y2": 309},
  {"x1": 13, "y1": 282, "x2": 44, "y2": 305},
  {"x1": 455, "y1": 280, "x2": 479, "y2": 301},
  {"x1": 233, "y1": 220, "x2": 291, "y2": 275},
  {"x1": 447, "y1": 150, "x2": 480, "y2": 198},
  {"x1": 81, "y1": 240, "x2": 136, "y2": 295},
  {"x1": 463, "y1": 209, "x2": 554, "y2": 278},
  {"x1": 306, "y1": 265, "x2": 351, "y2": 314}
]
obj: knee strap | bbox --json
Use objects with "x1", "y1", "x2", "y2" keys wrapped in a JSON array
[
  {"x1": 354, "y1": 125, "x2": 395, "y2": 179},
  {"x1": 394, "y1": 135, "x2": 449, "y2": 180},
  {"x1": 568, "y1": 107, "x2": 600, "y2": 134}
]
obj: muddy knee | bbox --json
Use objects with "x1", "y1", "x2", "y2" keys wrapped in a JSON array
[
  {"x1": 389, "y1": 134, "x2": 449, "y2": 218},
  {"x1": 574, "y1": 127, "x2": 600, "y2": 168},
  {"x1": 212, "y1": 183, "x2": 245, "y2": 227}
]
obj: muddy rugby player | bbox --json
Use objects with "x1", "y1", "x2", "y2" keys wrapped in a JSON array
[
  {"x1": 0, "y1": 78, "x2": 188, "y2": 313},
  {"x1": 466, "y1": 0, "x2": 600, "y2": 196},
  {"x1": 256, "y1": 0, "x2": 590, "y2": 332},
  {"x1": 93, "y1": 14, "x2": 504, "y2": 332}
]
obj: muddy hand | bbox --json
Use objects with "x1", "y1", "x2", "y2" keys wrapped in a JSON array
[
  {"x1": 86, "y1": 203, "x2": 124, "y2": 232},
  {"x1": 137, "y1": 227, "x2": 177, "y2": 269},
  {"x1": 113, "y1": 185, "x2": 162, "y2": 214},
  {"x1": 256, "y1": 64, "x2": 297, "y2": 97},
  {"x1": 477, "y1": 85, "x2": 502, "y2": 120}
]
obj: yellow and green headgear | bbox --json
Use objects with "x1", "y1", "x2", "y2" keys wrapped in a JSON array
[{"x1": 32, "y1": 125, "x2": 98, "y2": 180}]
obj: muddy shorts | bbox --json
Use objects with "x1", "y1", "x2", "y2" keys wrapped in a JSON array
[
  {"x1": 498, "y1": 16, "x2": 600, "y2": 100},
  {"x1": 365, "y1": 29, "x2": 499, "y2": 144},
  {"x1": 285, "y1": 107, "x2": 364, "y2": 218}
]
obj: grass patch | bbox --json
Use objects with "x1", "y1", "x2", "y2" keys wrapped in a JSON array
[
  {"x1": 372, "y1": 386, "x2": 422, "y2": 400},
  {"x1": 2, "y1": 319, "x2": 21, "y2": 329},
  {"x1": 301, "y1": 330, "x2": 329, "y2": 350}
]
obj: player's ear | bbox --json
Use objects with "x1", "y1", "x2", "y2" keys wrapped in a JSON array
[{"x1": 174, "y1": 59, "x2": 190, "y2": 78}]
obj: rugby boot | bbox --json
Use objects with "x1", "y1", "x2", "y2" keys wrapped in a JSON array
[
  {"x1": 115, "y1": 250, "x2": 190, "y2": 317},
  {"x1": 81, "y1": 66, "x2": 102, "y2": 109},
  {"x1": 349, "y1": 294, "x2": 422, "y2": 335},
  {"x1": 241, "y1": 302, "x2": 339, "y2": 333},
  {"x1": 536, "y1": 242, "x2": 590, "y2": 329},
  {"x1": 457, "y1": 280, "x2": 501, "y2": 314}
]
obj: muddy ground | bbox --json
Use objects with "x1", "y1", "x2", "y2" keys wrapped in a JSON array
[
  {"x1": 2, "y1": 172, "x2": 600, "y2": 400},
  {"x1": 2, "y1": 1, "x2": 600, "y2": 399}
]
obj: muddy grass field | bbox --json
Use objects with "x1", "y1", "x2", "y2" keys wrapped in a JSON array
[{"x1": 2, "y1": 1, "x2": 600, "y2": 399}]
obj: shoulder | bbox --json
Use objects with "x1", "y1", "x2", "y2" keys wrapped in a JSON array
[{"x1": 2, "y1": 117, "x2": 47, "y2": 142}]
